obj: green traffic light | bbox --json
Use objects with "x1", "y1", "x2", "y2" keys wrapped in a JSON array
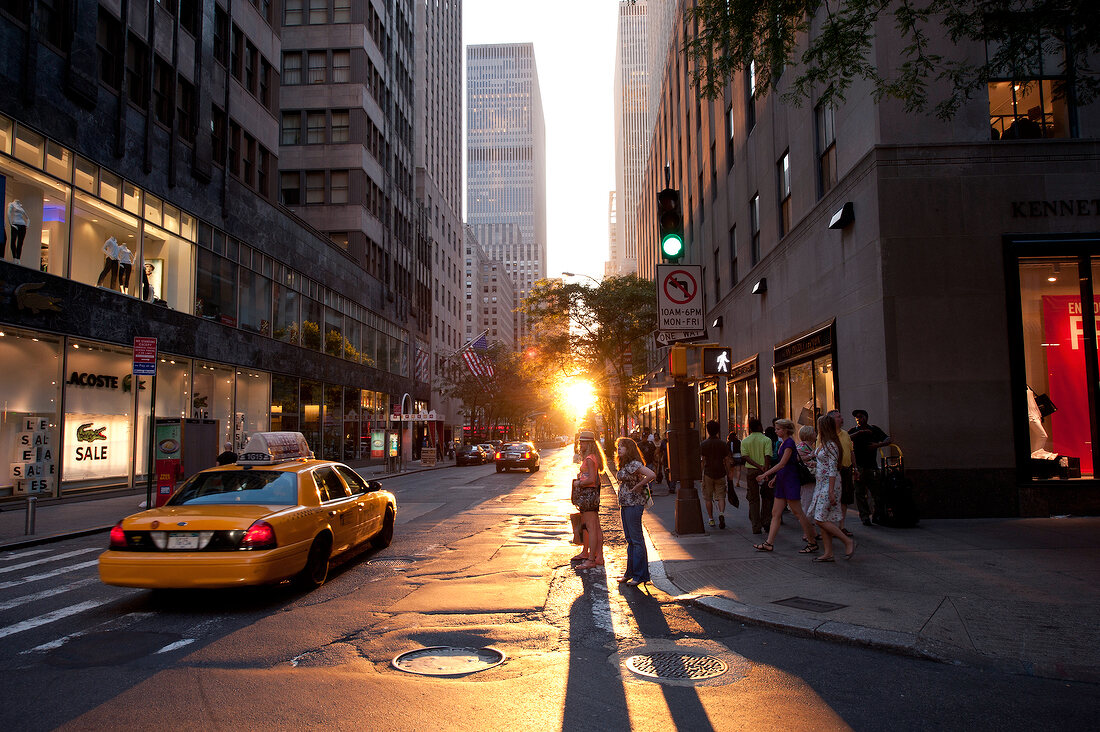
[{"x1": 661, "y1": 233, "x2": 684, "y2": 259}]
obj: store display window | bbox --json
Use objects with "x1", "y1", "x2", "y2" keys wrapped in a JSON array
[
  {"x1": 774, "y1": 323, "x2": 837, "y2": 428},
  {"x1": 143, "y1": 223, "x2": 195, "y2": 312},
  {"x1": 234, "y1": 369, "x2": 270, "y2": 450},
  {"x1": 698, "y1": 385, "x2": 718, "y2": 439},
  {"x1": 1014, "y1": 255, "x2": 1097, "y2": 479},
  {"x1": 0, "y1": 329, "x2": 62, "y2": 497},
  {"x1": 300, "y1": 379, "x2": 322, "y2": 453},
  {"x1": 193, "y1": 361, "x2": 234, "y2": 449},
  {"x1": 726, "y1": 356, "x2": 760, "y2": 437},
  {"x1": 70, "y1": 191, "x2": 140, "y2": 294},
  {"x1": 1, "y1": 154, "x2": 71, "y2": 274},
  {"x1": 323, "y1": 384, "x2": 343, "y2": 460},
  {"x1": 61, "y1": 340, "x2": 135, "y2": 489},
  {"x1": 195, "y1": 248, "x2": 237, "y2": 324}
]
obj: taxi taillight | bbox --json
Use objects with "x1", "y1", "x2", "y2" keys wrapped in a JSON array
[
  {"x1": 109, "y1": 523, "x2": 127, "y2": 549},
  {"x1": 495, "y1": 452, "x2": 502, "y2": 459},
  {"x1": 240, "y1": 521, "x2": 277, "y2": 550}
]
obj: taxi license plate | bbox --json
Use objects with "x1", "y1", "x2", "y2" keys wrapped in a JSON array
[{"x1": 167, "y1": 533, "x2": 200, "y2": 550}]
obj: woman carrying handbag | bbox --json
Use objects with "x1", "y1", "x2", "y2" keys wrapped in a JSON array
[{"x1": 571, "y1": 431, "x2": 605, "y2": 570}]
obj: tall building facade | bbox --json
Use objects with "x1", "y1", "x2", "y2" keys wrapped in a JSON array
[
  {"x1": 606, "y1": 191, "x2": 618, "y2": 278},
  {"x1": 611, "y1": 0, "x2": 648, "y2": 275},
  {"x1": 635, "y1": 2, "x2": 1100, "y2": 518},
  {"x1": 0, "y1": 1, "x2": 424, "y2": 502},
  {"x1": 466, "y1": 43, "x2": 546, "y2": 346},
  {"x1": 461, "y1": 225, "x2": 515, "y2": 350}
]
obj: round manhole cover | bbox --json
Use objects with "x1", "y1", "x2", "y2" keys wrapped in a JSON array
[
  {"x1": 625, "y1": 652, "x2": 728, "y2": 680},
  {"x1": 392, "y1": 646, "x2": 505, "y2": 676},
  {"x1": 368, "y1": 558, "x2": 417, "y2": 569}
]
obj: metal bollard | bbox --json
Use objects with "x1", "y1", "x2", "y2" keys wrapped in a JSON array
[{"x1": 25, "y1": 496, "x2": 38, "y2": 535}]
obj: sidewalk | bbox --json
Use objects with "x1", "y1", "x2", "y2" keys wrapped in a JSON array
[
  {"x1": 641, "y1": 482, "x2": 1100, "y2": 684},
  {"x1": 0, "y1": 459, "x2": 451, "y2": 550}
]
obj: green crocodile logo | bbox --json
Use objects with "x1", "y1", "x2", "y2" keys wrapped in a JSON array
[{"x1": 76, "y1": 423, "x2": 107, "y2": 442}]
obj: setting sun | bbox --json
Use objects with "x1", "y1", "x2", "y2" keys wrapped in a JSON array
[{"x1": 561, "y1": 378, "x2": 595, "y2": 420}]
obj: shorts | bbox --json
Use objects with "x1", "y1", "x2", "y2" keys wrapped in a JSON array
[
  {"x1": 701, "y1": 474, "x2": 727, "y2": 503},
  {"x1": 573, "y1": 486, "x2": 600, "y2": 513},
  {"x1": 840, "y1": 466, "x2": 854, "y2": 505}
]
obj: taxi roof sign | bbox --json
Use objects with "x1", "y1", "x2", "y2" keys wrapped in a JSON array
[{"x1": 237, "y1": 432, "x2": 314, "y2": 465}]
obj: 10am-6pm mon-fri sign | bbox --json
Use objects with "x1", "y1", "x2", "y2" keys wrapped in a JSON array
[{"x1": 656, "y1": 264, "x2": 704, "y2": 331}]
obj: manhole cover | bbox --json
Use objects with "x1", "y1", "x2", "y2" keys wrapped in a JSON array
[
  {"x1": 392, "y1": 646, "x2": 505, "y2": 676},
  {"x1": 625, "y1": 652, "x2": 728, "y2": 680},
  {"x1": 772, "y1": 596, "x2": 847, "y2": 613},
  {"x1": 368, "y1": 558, "x2": 417, "y2": 569}
]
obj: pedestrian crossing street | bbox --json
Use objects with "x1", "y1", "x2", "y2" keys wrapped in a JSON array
[{"x1": 0, "y1": 537, "x2": 223, "y2": 664}]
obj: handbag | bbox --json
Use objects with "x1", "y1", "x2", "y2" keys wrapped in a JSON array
[
  {"x1": 569, "y1": 512, "x2": 586, "y2": 545},
  {"x1": 1034, "y1": 393, "x2": 1057, "y2": 418},
  {"x1": 795, "y1": 451, "x2": 815, "y2": 485}
]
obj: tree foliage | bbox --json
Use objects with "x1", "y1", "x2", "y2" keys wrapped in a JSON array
[
  {"x1": 520, "y1": 274, "x2": 658, "y2": 434},
  {"x1": 684, "y1": 0, "x2": 1099, "y2": 120}
]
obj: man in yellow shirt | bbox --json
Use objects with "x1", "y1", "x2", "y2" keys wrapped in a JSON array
[
  {"x1": 739, "y1": 417, "x2": 773, "y2": 534},
  {"x1": 828, "y1": 410, "x2": 856, "y2": 535}
]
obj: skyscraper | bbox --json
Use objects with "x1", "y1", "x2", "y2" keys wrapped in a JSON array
[
  {"x1": 466, "y1": 43, "x2": 547, "y2": 347},
  {"x1": 612, "y1": 0, "x2": 648, "y2": 275}
]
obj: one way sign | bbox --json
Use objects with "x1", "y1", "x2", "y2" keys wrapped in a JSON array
[{"x1": 702, "y1": 347, "x2": 732, "y2": 375}]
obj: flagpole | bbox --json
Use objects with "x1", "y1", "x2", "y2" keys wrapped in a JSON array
[{"x1": 448, "y1": 328, "x2": 490, "y2": 360}]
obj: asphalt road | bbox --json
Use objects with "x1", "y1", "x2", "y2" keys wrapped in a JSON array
[{"x1": 0, "y1": 449, "x2": 1094, "y2": 731}]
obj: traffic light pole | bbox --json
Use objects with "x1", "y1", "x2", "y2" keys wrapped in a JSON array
[{"x1": 665, "y1": 381, "x2": 704, "y2": 535}]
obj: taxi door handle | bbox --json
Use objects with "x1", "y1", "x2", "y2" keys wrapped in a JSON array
[{"x1": 329, "y1": 510, "x2": 338, "y2": 516}]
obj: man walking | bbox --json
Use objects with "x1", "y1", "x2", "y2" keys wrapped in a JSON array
[
  {"x1": 848, "y1": 409, "x2": 892, "y2": 526},
  {"x1": 740, "y1": 418, "x2": 773, "y2": 534},
  {"x1": 699, "y1": 420, "x2": 730, "y2": 528},
  {"x1": 827, "y1": 410, "x2": 856, "y2": 535}
]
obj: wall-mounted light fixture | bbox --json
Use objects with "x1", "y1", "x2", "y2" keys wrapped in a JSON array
[
  {"x1": 751, "y1": 278, "x2": 767, "y2": 295},
  {"x1": 711, "y1": 316, "x2": 723, "y2": 329},
  {"x1": 828, "y1": 202, "x2": 855, "y2": 230}
]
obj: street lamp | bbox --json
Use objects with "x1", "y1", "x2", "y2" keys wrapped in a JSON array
[{"x1": 561, "y1": 271, "x2": 600, "y2": 284}]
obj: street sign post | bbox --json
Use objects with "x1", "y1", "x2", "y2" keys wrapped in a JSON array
[{"x1": 133, "y1": 337, "x2": 158, "y2": 509}]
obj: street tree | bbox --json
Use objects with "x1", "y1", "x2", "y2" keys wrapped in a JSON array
[
  {"x1": 520, "y1": 274, "x2": 657, "y2": 436},
  {"x1": 684, "y1": 0, "x2": 1099, "y2": 120}
]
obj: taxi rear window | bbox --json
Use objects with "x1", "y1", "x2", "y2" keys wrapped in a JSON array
[{"x1": 167, "y1": 471, "x2": 299, "y2": 506}]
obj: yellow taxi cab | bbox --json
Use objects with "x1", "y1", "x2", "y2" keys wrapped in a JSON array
[{"x1": 98, "y1": 432, "x2": 396, "y2": 590}]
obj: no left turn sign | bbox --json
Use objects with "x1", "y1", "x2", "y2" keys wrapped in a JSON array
[{"x1": 656, "y1": 264, "x2": 704, "y2": 332}]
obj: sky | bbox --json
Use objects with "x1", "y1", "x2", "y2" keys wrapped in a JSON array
[{"x1": 463, "y1": 0, "x2": 621, "y2": 282}]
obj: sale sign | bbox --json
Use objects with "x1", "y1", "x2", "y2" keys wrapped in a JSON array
[{"x1": 1042, "y1": 295, "x2": 1100, "y2": 474}]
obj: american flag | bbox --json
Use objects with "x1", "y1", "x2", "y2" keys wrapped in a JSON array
[{"x1": 457, "y1": 330, "x2": 494, "y2": 380}]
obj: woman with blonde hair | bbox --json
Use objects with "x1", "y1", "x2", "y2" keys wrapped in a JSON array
[
  {"x1": 614, "y1": 436, "x2": 657, "y2": 586},
  {"x1": 807, "y1": 414, "x2": 857, "y2": 561},
  {"x1": 571, "y1": 431, "x2": 605, "y2": 569},
  {"x1": 752, "y1": 419, "x2": 818, "y2": 553}
]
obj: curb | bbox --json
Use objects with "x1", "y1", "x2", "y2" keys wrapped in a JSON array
[{"x1": 640, "y1": 522, "x2": 1100, "y2": 685}]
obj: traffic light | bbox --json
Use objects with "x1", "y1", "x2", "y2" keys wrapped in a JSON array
[
  {"x1": 669, "y1": 345, "x2": 687, "y2": 377},
  {"x1": 657, "y1": 188, "x2": 684, "y2": 262}
]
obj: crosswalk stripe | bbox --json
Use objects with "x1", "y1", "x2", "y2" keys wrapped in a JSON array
[
  {"x1": 0, "y1": 599, "x2": 108, "y2": 640},
  {"x1": 156, "y1": 638, "x2": 196, "y2": 654},
  {"x1": 0, "y1": 548, "x2": 101, "y2": 575},
  {"x1": 0, "y1": 559, "x2": 99, "y2": 590},
  {"x1": 23, "y1": 611, "x2": 155, "y2": 654},
  {"x1": 0, "y1": 577, "x2": 100, "y2": 611},
  {"x1": 0, "y1": 549, "x2": 50, "y2": 560}
]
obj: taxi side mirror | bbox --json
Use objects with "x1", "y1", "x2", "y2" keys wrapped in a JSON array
[{"x1": 367, "y1": 480, "x2": 383, "y2": 492}]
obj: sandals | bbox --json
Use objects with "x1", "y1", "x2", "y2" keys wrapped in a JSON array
[
  {"x1": 841, "y1": 528, "x2": 854, "y2": 537},
  {"x1": 845, "y1": 541, "x2": 857, "y2": 560},
  {"x1": 799, "y1": 543, "x2": 819, "y2": 554},
  {"x1": 812, "y1": 555, "x2": 835, "y2": 563},
  {"x1": 577, "y1": 560, "x2": 604, "y2": 570},
  {"x1": 571, "y1": 554, "x2": 590, "y2": 561},
  {"x1": 753, "y1": 541, "x2": 774, "y2": 552}
]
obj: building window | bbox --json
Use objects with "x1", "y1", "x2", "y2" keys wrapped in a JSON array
[
  {"x1": 283, "y1": 52, "x2": 302, "y2": 85},
  {"x1": 816, "y1": 102, "x2": 837, "y2": 197},
  {"x1": 309, "y1": 0, "x2": 327, "y2": 25},
  {"x1": 750, "y1": 194, "x2": 760, "y2": 265},
  {"x1": 126, "y1": 34, "x2": 149, "y2": 108},
  {"x1": 305, "y1": 172, "x2": 324, "y2": 204},
  {"x1": 330, "y1": 170, "x2": 348, "y2": 204},
  {"x1": 306, "y1": 112, "x2": 325, "y2": 143},
  {"x1": 213, "y1": 4, "x2": 229, "y2": 64},
  {"x1": 153, "y1": 58, "x2": 173, "y2": 126},
  {"x1": 230, "y1": 25, "x2": 243, "y2": 80},
  {"x1": 280, "y1": 171, "x2": 300, "y2": 205},
  {"x1": 726, "y1": 103, "x2": 734, "y2": 169},
  {"x1": 96, "y1": 8, "x2": 123, "y2": 90},
  {"x1": 989, "y1": 36, "x2": 1071, "y2": 139},
  {"x1": 331, "y1": 110, "x2": 349, "y2": 143},
  {"x1": 177, "y1": 77, "x2": 196, "y2": 142},
  {"x1": 710, "y1": 142, "x2": 717, "y2": 195},
  {"x1": 211, "y1": 104, "x2": 227, "y2": 164},
  {"x1": 257, "y1": 146, "x2": 270, "y2": 198},
  {"x1": 281, "y1": 112, "x2": 301, "y2": 145},
  {"x1": 228, "y1": 121, "x2": 241, "y2": 176},
  {"x1": 728, "y1": 226, "x2": 738, "y2": 286},
  {"x1": 307, "y1": 51, "x2": 326, "y2": 84},
  {"x1": 333, "y1": 0, "x2": 351, "y2": 23},
  {"x1": 284, "y1": 0, "x2": 303, "y2": 26},
  {"x1": 242, "y1": 132, "x2": 255, "y2": 186},
  {"x1": 777, "y1": 151, "x2": 791, "y2": 237},
  {"x1": 260, "y1": 58, "x2": 272, "y2": 107},
  {"x1": 245, "y1": 41, "x2": 258, "y2": 94},
  {"x1": 745, "y1": 59, "x2": 756, "y2": 132},
  {"x1": 332, "y1": 50, "x2": 350, "y2": 83}
]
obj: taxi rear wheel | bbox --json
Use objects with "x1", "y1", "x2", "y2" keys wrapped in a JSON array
[
  {"x1": 297, "y1": 535, "x2": 332, "y2": 589},
  {"x1": 372, "y1": 508, "x2": 395, "y2": 549}
]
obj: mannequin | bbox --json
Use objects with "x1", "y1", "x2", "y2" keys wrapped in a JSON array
[
  {"x1": 1026, "y1": 386, "x2": 1057, "y2": 459},
  {"x1": 117, "y1": 243, "x2": 133, "y2": 293},
  {"x1": 7, "y1": 199, "x2": 28, "y2": 260},
  {"x1": 96, "y1": 236, "x2": 119, "y2": 289},
  {"x1": 141, "y1": 260, "x2": 156, "y2": 302}
]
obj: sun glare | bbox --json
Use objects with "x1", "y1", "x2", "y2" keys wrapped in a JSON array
[{"x1": 562, "y1": 378, "x2": 595, "y2": 419}]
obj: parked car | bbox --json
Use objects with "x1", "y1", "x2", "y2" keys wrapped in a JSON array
[
  {"x1": 478, "y1": 443, "x2": 498, "y2": 460},
  {"x1": 98, "y1": 432, "x2": 396, "y2": 591},
  {"x1": 496, "y1": 441, "x2": 541, "y2": 473},
  {"x1": 456, "y1": 444, "x2": 488, "y2": 466}
]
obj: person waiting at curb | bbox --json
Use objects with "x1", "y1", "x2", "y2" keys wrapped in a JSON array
[
  {"x1": 848, "y1": 409, "x2": 892, "y2": 526},
  {"x1": 699, "y1": 420, "x2": 731, "y2": 529},
  {"x1": 740, "y1": 418, "x2": 773, "y2": 534}
]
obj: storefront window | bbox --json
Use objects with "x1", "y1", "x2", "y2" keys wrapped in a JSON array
[
  {"x1": 343, "y1": 386, "x2": 359, "y2": 460},
  {"x1": 727, "y1": 372, "x2": 759, "y2": 437},
  {"x1": 0, "y1": 329, "x2": 61, "y2": 497},
  {"x1": 238, "y1": 267, "x2": 272, "y2": 335},
  {"x1": 271, "y1": 374, "x2": 299, "y2": 433},
  {"x1": 273, "y1": 282, "x2": 300, "y2": 344},
  {"x1": 698, "y1": 386, "x2": 718, "y2": 439},
  {"x1": 44, "y1": 140, "x2": 71, "y2": 180},
  {"x1": 344, "y1": 317, "x2": 361, "y2": 362},
  {"x1": 377, "y1": 332, "x2": 390, "y2": 373},
  {"x1": 324, "y1": 306, "x2": 343, "y2": 357},
  {"x1": 362, "y1": 326, "x2": 377, "y2": 367},
  {"x1": 323, "y1": 383, "x2": 342, "y2": 460},
  {"x1": 300, "y1": 379, "x2": 322, "y2": 453},
  {"x1": 1017, "y1": 257, "x2": 1096, "y2": 479},
  {"x1": 234, "y1": 369, "x2": 270, "y2": 450},
  {"x1": 0, "y1": 115, "x2": 12, "y2": 154},
  {"x1": 13, "y1": 124, "x2": 44, "y2": 168},
  {"x1": 775, "y1": 354, "x2": 834, "y2": 428},
  {"x1": 143, "y1": 224, "x2": 195, "y2": 312},
  {"x1": 74, "y1": 155, "x2": 97, "y2": 193},
  {"x1": 71, "y1": 191, "x2": 140, "y2": 293},
  {"x1": 302, "y1": 297, "x2": 323, "y2": 350},
  {"x1": 192, "y1": 361, "x2": 234, "y2": 450},
  {"x1": 1, "y1": 154, "x2": 70, "y2": 274},
  {"x1": 62, "y1": 340, "x2": 135, "y2": 490}
]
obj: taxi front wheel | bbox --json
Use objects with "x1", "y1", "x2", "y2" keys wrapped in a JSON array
[
  {"x1": 372, "y1": 508, "x2": 394, "y2": 549},
  {"x1": 297, "y1": 535, "x2": 332, "y2": 589}
]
